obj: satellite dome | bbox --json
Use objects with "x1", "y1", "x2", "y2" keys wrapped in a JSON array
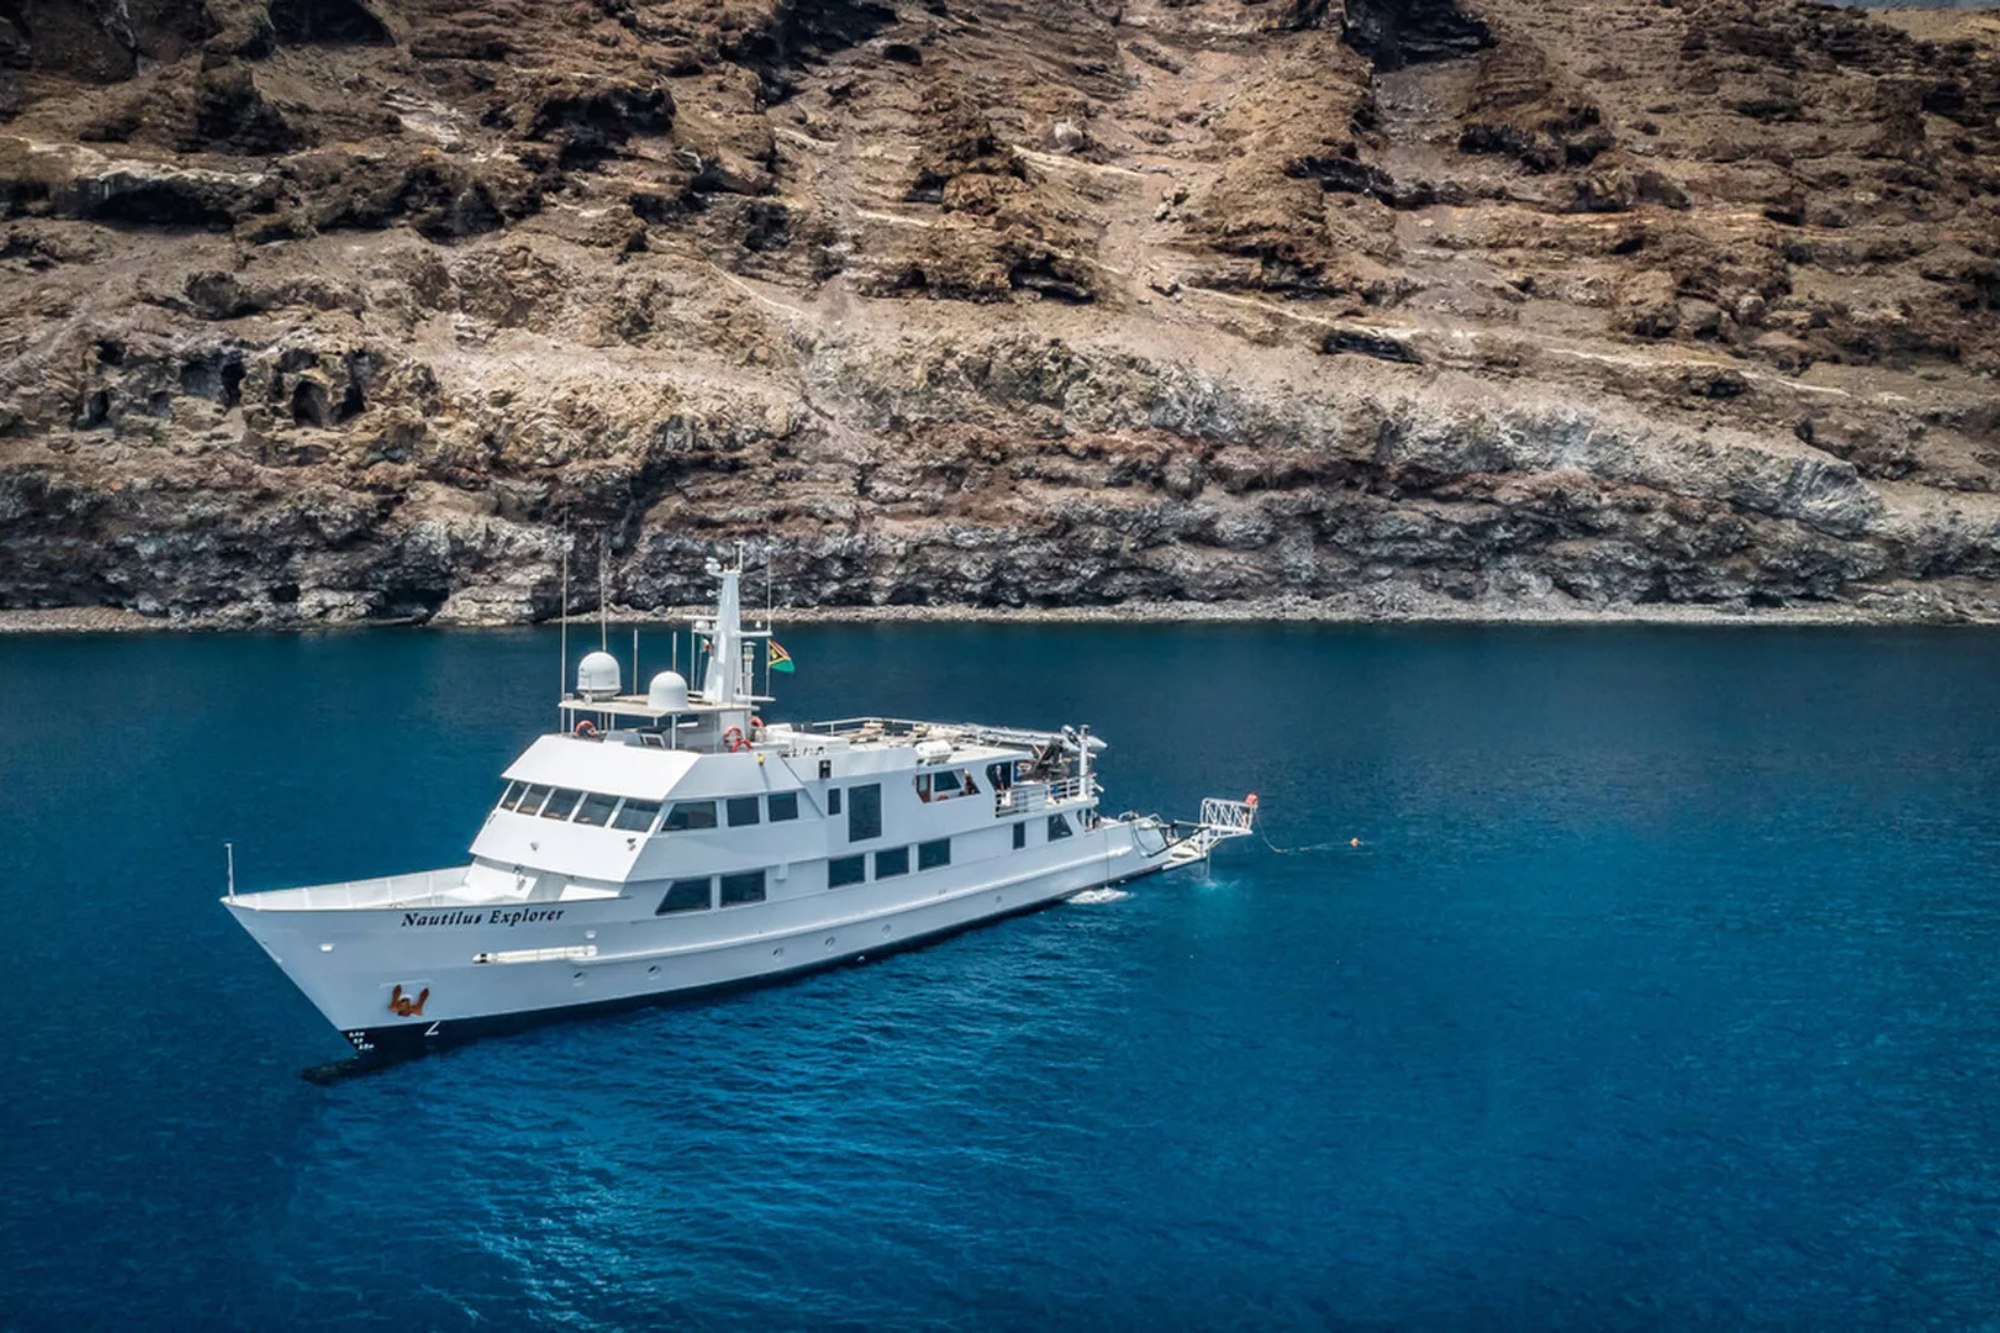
[
  {"x1": 576, "y1": 650, "x2": 622, "y2": 701},
  {"x1": 647, "y1": 671, "x2": 690, "y2": 713}
]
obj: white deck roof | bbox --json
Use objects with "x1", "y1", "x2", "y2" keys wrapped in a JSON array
[{"x1": 503, "y1": 735, "x2": 699, "y2": 800}]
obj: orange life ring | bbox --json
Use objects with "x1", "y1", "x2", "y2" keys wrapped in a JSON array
[
  {"x1": 722, "y1": 725, "x2": 751, "y2": 753},
  {"x1": 575, "y1": 720, "x2": 598, "y2": 737}
]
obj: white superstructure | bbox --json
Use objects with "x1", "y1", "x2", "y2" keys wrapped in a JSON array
[{"x1": 224, "y1": 560, "x2": 1255, "y2": 1060}]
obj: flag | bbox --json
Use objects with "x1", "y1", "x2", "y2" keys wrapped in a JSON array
[{"x1": 768, "y1": 640, "x2": 796, "y2": 673}]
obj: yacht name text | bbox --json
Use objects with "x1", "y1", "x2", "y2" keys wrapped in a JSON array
[{"x1": 401, "y1": 908, "x2": 568, "y2": 928}]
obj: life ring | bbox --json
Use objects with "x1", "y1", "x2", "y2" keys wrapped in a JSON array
[
  {"x1": 722, "y1": 725, "x2": 751, "y2": 753},
  {"x1": 575, "y1": 720, "x2": 598, "y2": 737}
]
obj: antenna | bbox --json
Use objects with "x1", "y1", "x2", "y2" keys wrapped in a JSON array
[
  {"x1": 632, "y1": 626, "x2": 640, "y2": 697},
  {"x1": 225, "y1": 842, "x2": 235, "y2": 899},
  {"x1": 599, "y1": 533, "x2": 609, "y2": 653}
]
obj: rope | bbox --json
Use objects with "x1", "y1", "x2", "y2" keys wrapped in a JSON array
[{"x1": 1257, "y1": 824, "x2": 1362, "y2": 856}]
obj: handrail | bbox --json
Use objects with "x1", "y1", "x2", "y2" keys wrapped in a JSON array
[
  {"x1": 993, "y1": 775, "x2": 1097, "y2": 817},
  {"x1": 1198, "y1": 797, "x2": 1258, "y2": 833}
]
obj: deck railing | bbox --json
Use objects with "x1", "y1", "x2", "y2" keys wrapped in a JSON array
[
  {"x1": 993, "y1": 775, "x2": 1096, "y2": 817},
  {"x1": 252, "y1": 866, "x2": 471, "y2": 911},
  {"x1": 801, "y1": 716, "x2": 927, "y2": 738}
]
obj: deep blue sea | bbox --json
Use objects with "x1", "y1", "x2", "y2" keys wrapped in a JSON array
[{"x1": 2, "y1": 623, "x2": 1998, "y2": 1330}]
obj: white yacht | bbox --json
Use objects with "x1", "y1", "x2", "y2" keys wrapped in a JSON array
[{"x1": 224, "y1": 560, "x2": 1256, "y2": 1060}]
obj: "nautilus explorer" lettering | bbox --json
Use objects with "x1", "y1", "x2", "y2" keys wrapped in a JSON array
[{"x1": 400, "y1": 907, "x2": 566, "y2": 928}]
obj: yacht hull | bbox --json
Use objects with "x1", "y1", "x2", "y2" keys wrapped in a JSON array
[{"x1": 229, "y1": 824, "x2": 1173, "y2": 1060}]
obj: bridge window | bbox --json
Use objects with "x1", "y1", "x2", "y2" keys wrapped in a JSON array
[
  {"x1": 541, "y1": 788, "x2": 583, "y2": 821},
  {"x1": 664, "y1": 801, "x2": 718, "y2": 832},
  {"x1": 1013, "y1": 822, "x2": 1027, "y2": 850},
  {"x1": 612, "y1": 799, "x2": 661, "y2": 833},
  {"x1": 768, "y1": 791, "x2": 800, "y2": 822},
  {"x1": 848, "y1": 783, "x2": 882, "y2": 842},
  {"x1": 655, "y1": 878, "x2": 711, "y2": 914},
  {"x1": 575, "y1": 793, "x2": 619, "y2": 826},
  {"x1": 513, "y1": 784, "x2": 552, "y2": 815},
  {"x1": 918, "y1": 838, "x2": 951, "y2": 870},
  {"x1": 1048, "y1": 813, "x2": 1073, "y2": 841},
  {"x1": 931, "y1": 770, "x2": 962, "y2": 797},
  {"x1": 874, "y1": 846, "x2": 909, "y2": 878},
  {"x1": 727, "y1": 795, "x2": 761, "y2": 827},
  {"x1": 497, "y1": 782, "x2": 522, "y2": 812},
  {"x1": 719, "y1": 869, "x2": 766, "y2": 907},
  {"x1": 828, "y1": 854, "x2": 866, "y2": 888}
]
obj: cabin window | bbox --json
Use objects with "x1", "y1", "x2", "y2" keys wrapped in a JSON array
[
  {"x1": 874, "y1": 846, "x2": 909, "y2": 878},
  {"x1": 719, "y1": 869, "x2": 766, "y2": 907},
  {"x1": 931, "y1": 770, "x2": 963, "y2": 797},
  {"x1": 514, "y1": 784, "x2": 553, "y2": 815},
  {"x1": 655, "y1": 878, "x2": 711, "y2": 914},
  {"x1": 1013, "y1": 822, "x2": 1027, "y2": 850},
  {"x1": 727, "y1": 795, "x2": 761, "y2": 828},
  {"x1": 664, "y1": 801, "x2": 718, "y2": 831},
  {"x1": 497, "y1": 782, "x2": 522, "y2": 812},
  {"x1": 542, "y1": 788, "x2": 583, "y2": 821},
  {"x1": 768, "y1": 791, "x2": 800, "y2": 822},
  {"x1": 1048, "y1": 813, "x2": 1073, "y2": 841},
  {"x1": 848, "y1": 783, "x2": 882, "y2": 842},
  {"x1": 918, "y1": 838, "x2": 951, "y2": 871},
  {"x1": 613, "y1": 799, "x2": 661, "y2": 833},
  {"x1": 575, "y1": 793, "x2": 619, "y2": 826},
  {"x1": 828, "y1": 854, "x2": 866, "y2": 888},
  {"x1": 828, "y1": 788, "x2": 842, "y2": 816}
]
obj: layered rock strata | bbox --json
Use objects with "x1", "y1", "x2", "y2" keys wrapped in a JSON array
[{"x1": 1, "y1": 0, "x2": 1998, "y2": 624}]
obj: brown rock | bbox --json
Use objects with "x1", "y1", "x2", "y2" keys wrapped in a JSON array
[{"x1": 0, "y1": 0, "x2": 1995, "y2": 625}]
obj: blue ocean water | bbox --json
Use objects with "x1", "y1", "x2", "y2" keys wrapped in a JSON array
[{"x1": 1, "y1": 623, "x2": 1997, "y2": 1330}]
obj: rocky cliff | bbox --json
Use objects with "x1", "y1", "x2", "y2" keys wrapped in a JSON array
[{"x1": 2, "y1": 0, "x2": 1998, "y2": 625}]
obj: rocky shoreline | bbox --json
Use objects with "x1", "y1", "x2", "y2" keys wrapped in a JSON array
[{"x1": 7, "y1": 585, "x2": 1996, "y2": 635}]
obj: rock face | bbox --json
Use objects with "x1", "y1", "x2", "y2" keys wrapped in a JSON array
[{"x1": 1, "y1": 0, "x2": 1998, "y2": 624}]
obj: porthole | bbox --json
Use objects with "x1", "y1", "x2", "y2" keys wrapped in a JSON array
[
  {"x1": 773, "y1": 946, "x2": 785, "y2": 958},
  {"x1": 824, "y1": 936, "x2": 836, "y2": 948},
  {"x1": 647, "y1": 964, "x2": 659, "y2": 976}
]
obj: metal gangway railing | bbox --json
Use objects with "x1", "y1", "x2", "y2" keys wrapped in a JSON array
[{"x1": 1163, "y1": 795, "x2": 1260, "y2": 867}]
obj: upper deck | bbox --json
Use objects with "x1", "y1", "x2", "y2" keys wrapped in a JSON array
[
  {"x1": 228, "y1": 712, "x2": 1104, "y2": 913},
  {"x1": 227, "y1": 562, "x2": 1107, "y2": 914}
]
